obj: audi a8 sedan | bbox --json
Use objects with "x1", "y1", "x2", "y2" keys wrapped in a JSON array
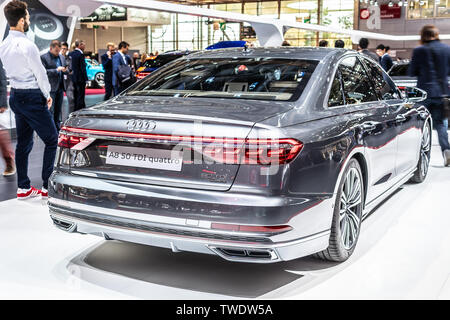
[{"x1": 48, "y1": 47, "x2": 431, "y2": 263}]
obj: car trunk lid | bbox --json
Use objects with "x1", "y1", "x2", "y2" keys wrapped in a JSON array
[{"x1": 60, "y1": 97, "x2": 294, "y2": 191}]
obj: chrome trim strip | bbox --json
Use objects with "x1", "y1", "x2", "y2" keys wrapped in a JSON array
[{"x1": 69, "y1": 169, "x2": 230, "y2": 191}]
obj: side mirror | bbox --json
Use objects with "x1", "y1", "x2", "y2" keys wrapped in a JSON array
[{"x1": 404, "y1": 86, "x2": 427, "y2": 102}]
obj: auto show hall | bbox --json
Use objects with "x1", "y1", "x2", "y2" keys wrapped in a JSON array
[{"x1": 0, "y1": 135, "x2": 449, "y2": 299}]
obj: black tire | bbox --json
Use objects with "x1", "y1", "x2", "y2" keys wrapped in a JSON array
[
  {"x1": 315, "y1": 158, "x2": 365, "y2": 262},
  {"x1": 410, "y1": 121, "x2": 431, "y2": 184}
]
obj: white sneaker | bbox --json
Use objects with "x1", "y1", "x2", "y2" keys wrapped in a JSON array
[{"x1": 444, "y1": 150, "x2": 450, "y2": 167}]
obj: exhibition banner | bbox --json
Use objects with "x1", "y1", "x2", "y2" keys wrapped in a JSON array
[{"x1": 1, "y1": 0, "x2": 71, "y2": 54}]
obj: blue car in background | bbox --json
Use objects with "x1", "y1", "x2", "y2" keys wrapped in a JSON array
[
  {"x1": 85, "y1": 58, "x2": 105, "y2": 88},
  {"x1": 205, "y1": 41, "x2": 247, "y2": 50}
]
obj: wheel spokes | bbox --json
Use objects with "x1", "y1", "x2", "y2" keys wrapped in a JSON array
[
  {"x1": 348, "y1": 180, "x2": 361, "y2": 205},
  {"x1": 339, "y1": 167, "x2": 363, "y2": 250},
  {"x1": 347, "y1": 208, "x2": 361, "y2": 227},
  {"x1": 420, "y1": 125, "x2": 431, "y2": 176},
  {"x1": 422, "y1": 126, "x2": 430, "y2": 152}
]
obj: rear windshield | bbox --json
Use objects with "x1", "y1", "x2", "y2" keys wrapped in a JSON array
[
  {"x1": 389, "y1": 64, "x2": 409, "y2": 77},
  {"x1": 127, "y1": 58, "x2": 318, "y2": 101}
]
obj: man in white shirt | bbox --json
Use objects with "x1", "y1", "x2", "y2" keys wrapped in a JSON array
[{"x1": 0, "y1": 0, "x2": 58, "y2": 200}]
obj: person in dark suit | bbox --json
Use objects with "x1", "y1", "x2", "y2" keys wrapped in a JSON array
[
  {"x1": 101, "y1": 42, "x2": 115, "y2": 101},
  {"x1": 0, "y1": 58, "x2": 16, "y2": 176},
  {"x1": 376, "y1": 44, "x2": 393, "y2": 71},
  {"x1": 409, "y1": 25, "x2": 450, "y2": 166},
  {"x1": 69, "y1": 40, "x2": 88, "y2": 111},
  {"x1": 61, "y1": 41, "x2": 75, "y2": 116},
  {"x1": 318, "y1": 40, "x2": 328, "y2": 47},
  {"x1": 358, "y1": 38, "x2": 378, "y2": 62},
  {"x1": 112, "y1": 41, "x2": 133, "y2": 96},
  {"x1": 41, "y1": 40, "x2": 68, "y2": 131},
  {"x1": 132, "y1": 52, "x2": 141, "y2": 72},
  {"x1": 334, "y1": 39, "x2": 345, "y2": 48}
]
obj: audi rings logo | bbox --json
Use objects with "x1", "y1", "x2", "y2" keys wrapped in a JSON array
[{"x1": 126, "y1": 119, "x2": 157, "y2": 132}]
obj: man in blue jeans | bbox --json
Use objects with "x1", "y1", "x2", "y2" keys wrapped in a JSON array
[
  {"x1": 409, "y1": 25, "x2": 450, "y2": 166},
  {"x1": 0, "y1": 0, "x2": 57, "y2": 199}
]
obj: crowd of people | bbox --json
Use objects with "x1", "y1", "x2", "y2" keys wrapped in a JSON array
[
  {"x1": 0, "y1": 0, "x2": 448, "y2": 199},
  {"x1": 316, "y1": 37, "x2": 394, "y2": 71},
  {"x1": 284, "y1": 38, "x2": 395, "y2": 72},
  {"x1": 46, "y1": 39, "x2": 141, "y2": 119}
]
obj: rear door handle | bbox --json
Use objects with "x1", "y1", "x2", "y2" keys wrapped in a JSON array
[{"x1": 395, "y1": 114, "x2": 407, "y2": 123}]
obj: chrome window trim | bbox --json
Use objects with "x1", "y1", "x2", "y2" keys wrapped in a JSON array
[{"x1": 323, "y1": 53, "x2": 380, "y2": 110}]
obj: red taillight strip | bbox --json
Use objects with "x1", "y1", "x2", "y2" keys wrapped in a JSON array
[
  {"x1": 211, "y1": 223, "x2": 292, "y2": 233},
  {"x1": 61, "y1": 126, "x2": 302, "y2": 146},
  {"x1": 60, "y1": 126, "x2": 304, "y2": 164}
]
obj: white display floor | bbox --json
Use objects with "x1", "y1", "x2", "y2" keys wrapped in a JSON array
[{"x1": 0, "y1": 137, "x2": 449, "y2": 299}]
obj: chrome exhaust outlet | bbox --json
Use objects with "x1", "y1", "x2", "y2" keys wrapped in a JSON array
[
  {"x1": 208, "y1": 246, "x2": 279, "y2": 263},
  {"x1": 51, "y1": 216, "x2": 77, "y2": 233}
]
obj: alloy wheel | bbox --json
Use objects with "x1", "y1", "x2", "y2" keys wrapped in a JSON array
[
  {"x1": 420, "y1": 124, "x2": 431, "y2": 177},
  {"x1": 339, "y1": 167, "x2": 363, "y2": 250}
]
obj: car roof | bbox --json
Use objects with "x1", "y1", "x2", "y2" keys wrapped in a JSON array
[
  {"x1": 185, "y1": 47, "x2": 351, "y2": 61},
  {"x1": 159, "y1": 50, "x2": 193, "y2": 56}
]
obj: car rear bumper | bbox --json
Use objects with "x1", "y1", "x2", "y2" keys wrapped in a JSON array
[
  {"x1": 49, "y1": 206, "x2": 330, "y2": 263},
  {"x1": 48, "y1": 171, "x2": 334, "y2": 263}
]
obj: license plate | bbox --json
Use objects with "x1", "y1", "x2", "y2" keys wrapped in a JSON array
[{"x1": 105, "y1": 145, "x2": 183, "y2": 171}]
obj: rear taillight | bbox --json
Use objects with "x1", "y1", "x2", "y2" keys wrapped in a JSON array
[
  {"x1": 59, "y1": 127, "x2": 303, "y2": 165},
  {"x1": 211, "y1": 223, "x2": 292, "y2": 233},
  {"x1": 58, "y1": 132, "x2": 87, "y2": 149},
  {"x1": 201, "y1": 138, "x2": 303, "y2": 165}
]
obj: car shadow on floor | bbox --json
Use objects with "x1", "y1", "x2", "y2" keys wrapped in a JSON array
[
  {"x1": 65, "y1": 189, "x2": 408, "y2": 299},
  {"x1": 63, "y1": 170, "x2": 425, "y2": 298},
  {"x1": 69, "y1": 240, "x2": 339, "y2": 298}
]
